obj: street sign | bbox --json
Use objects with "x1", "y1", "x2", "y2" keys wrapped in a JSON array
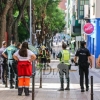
[{"x1": 83, "y1": 23, "x2": 94, "y2": 35}]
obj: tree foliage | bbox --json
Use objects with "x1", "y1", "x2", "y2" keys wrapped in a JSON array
[{"x1": 0, "y1": 0, "x2": 65, "y2": 46}]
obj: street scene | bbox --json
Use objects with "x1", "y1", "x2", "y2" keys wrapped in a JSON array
[{"x1": 0, "y1": 0, "x2": 100, "y2": 100}]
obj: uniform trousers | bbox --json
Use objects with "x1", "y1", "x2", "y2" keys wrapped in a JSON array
[
  {"x1": 8, "y1": 60, "x2": 17, "y2": 85},
  {"x1": 79, "y1": 66, "x2": 89, "y2": 89}
]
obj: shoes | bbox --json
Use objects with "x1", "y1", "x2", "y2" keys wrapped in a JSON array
[
  {"x1": 10, "y1": 85, "x2": 14, "y2": 89},
  {"x1": 81, "y1": 89, "x2": 85, "y2": 92},
  {"x1": 86, "y1": 88, "x2": 89, "y2": 91},
  {"x1": 58, "y1": 88, "x2": 64, "y2": 91},
  {"x1": 25, "y1": 94, "x2": 30, "y2": 96},
  {"x1": 65, "y1": 87, "x2": 70, "y2": 90},
  {"x1": 18, "y1": 94, "x2": 22, "y2": 96}
]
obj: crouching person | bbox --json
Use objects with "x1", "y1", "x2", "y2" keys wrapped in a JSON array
[
  {"x1": 57, "y1": 43, "x2": 70, "y2": 91},
  {"x1": 13, "y1": 42, "x2": 36, "y2": 96}
]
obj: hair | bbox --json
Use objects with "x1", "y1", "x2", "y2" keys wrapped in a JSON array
[
  {"x1": 16, "y1": 42, "x2": 21, "y2": 49},
  {"x1": 62, "y1": 43, "x2": 67, "y2": 49},
  {"x1": 2, "y1": 41, "x2": 6, "y2": 46},
  {"x1": 19, "y1": 42, "x2": 28, "y2": 57},
  {"x1": 11, "y1": 40, "x2": 16, "y2": 44},
  {"x1": 81, "y1": 41, "x2": 86, "y2": 47}
]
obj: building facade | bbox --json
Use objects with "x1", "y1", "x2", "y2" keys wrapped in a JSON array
[{"x1": 87, "y1": 0, "x2": 100, "y2": 59}]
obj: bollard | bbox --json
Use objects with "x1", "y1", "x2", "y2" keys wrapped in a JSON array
[
  {"x1": 5, "y1": 63, "x2": 8, "y2": 87},
  {"x1": 39, "y1": 69, "x2": 42, "y2": 88},
  {"x1": 91, "y1": 76, "x2": 93, "y2": 100},
  {"x1": 32, "y1": 73, "x2": 35, "y2": 100}
]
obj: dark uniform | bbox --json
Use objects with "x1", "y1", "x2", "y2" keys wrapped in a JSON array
[
  {"x1": 3, "y1": 45, "x2": 17, "y2": 88},
  {"x1": 75, "y1": 47, "x2": 90, "y2": 91}
]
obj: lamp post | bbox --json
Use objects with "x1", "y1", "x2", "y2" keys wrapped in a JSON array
[{"x1": 30, "y1": 0, "x2": 32, "y2": 44}]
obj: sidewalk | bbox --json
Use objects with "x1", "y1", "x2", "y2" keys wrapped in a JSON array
[{"x1": 0, "y1": 59, "x2": 100, "y2": 100}]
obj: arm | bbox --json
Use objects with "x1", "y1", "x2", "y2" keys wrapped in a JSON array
[
  {"x1": 29, "y1": 54, "x2": 36, "y2": 62},
  {"x1": 74, "y1": 50, "x2": 79, "y2": 63},
  {"x1": 2, "y1": 49, "x2": 8, "y2": 59},
  {"x1": 13, "y1": 55, "x2": 19, "y2": 61},
  {"x1": 88, "y1": 55, "x2": 93, "y2": 68}
]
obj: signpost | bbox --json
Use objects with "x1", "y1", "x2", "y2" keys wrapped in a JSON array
[{"x1": 83, "y1": 23, "x2": 94, "y2": 35}]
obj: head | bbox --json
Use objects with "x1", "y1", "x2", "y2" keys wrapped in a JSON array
[
  {"x1": 80, "y1": 41, "x2": 86, "y2": 48},
  {"x1": 16, "y1": 42, "x2": 21, "y2": 49},
  {"x1": 62, "y1": 43, "x2": 67, "y2": 49},
  {"x1": 2, "y1": 41, "x2": 7, "y2": 48},
  {"x1": 19, "y1": 42, "x2": 28, "y2": 57},
  {"x1": 11, "y1": 40, "x2": 16, "y2": 46}
]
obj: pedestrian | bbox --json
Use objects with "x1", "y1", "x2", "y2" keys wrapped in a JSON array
[
  {"x1": 0, "y1": 41, "x2": 7, "y2": 84},
  {"x1": 13, "y1": 42, "x2": 36, "y2": 96},
  {"x1": 53, "y1": 49, "x2": 55, "y2": 59},
  {"x1": 74, "y1": 41, "x2": 93, "y2": 92},
  {"x1": 57, "y1": 43, "x2": 70, "y2": 91},
  {"x1": 2, "y1": 40, "x2": 18, "y2": 89},
  {"x1": 16, "y1": 42, "x2": 21, "y2": 50}
]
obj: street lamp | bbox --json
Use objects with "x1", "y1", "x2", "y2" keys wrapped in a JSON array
[{"x1": 30, "y1": 0, "x2": 32, "y2": 44}]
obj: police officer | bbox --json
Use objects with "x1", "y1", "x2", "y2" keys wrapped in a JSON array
[
  {"x1": 0, "y1": 41, "x2": 7, "y2": 84},
  {"x1": 2, "y1": 40, "x2": 18, "y2": 89},
  {"x1": 74, "y1": 41, "x2": 93, "y2": 92},
  {"x1": 57, "y1": 43, "x2": 70, "y2": 91}
]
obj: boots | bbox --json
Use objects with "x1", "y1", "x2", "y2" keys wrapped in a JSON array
[
  {"x1": 18, "y1": 88, "x2": 23, "y2": 96},
  {"x1": 24, "y1": 87, "x2": 30, "y2": 96},
  {"x1": 58, "y1": 83, "x2": 64, "y2": 91},
  {"x1": 10, "y1": 82, "x2": 14, "y2": 89},
  {"x1": 65, "y1": 78, "x2": 70, "y2": 90},
  {"x1": 15, "y1": 82, "x2": 18, "y2": 89}
]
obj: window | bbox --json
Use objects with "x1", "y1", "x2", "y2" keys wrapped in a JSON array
[
  {"x1": 80, "y1": 11, "x2": 84, "y2": 15},
  {"x1": 85, "y1": 1, "x2": 89, "y2": 5},
  {"x1": 80, "y1": 5, "x2": 84, "y2": 10},
  {"x1": 80, "y1": 0, "x2": 84, "y2": 5}
]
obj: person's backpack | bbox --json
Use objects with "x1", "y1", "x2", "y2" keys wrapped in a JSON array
[{"x1": 61, "y1": 50, "x2": 70, "y2": 62}]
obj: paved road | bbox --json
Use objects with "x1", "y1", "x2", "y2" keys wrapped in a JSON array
[{"x1": 0, "y1": 59, "x2": 100, "y2": 100}]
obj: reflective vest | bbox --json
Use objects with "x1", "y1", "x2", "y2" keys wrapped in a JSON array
[
  {"x1": 61, "y1": 50, "x2": 70, "y2": 65},
  {"x1": 41, "y1": 50, "x2": 46, "y2": 58}
]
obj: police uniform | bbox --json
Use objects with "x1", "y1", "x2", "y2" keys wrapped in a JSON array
[
  {"x1": 57, "y1": 49, "x2": 70, "y2": 91},
  {"x1": 75, "y1": 47, "x2": 90, "y2": 91},
  {"x1": 3, "y1": 45, "x2": 17, "y2": 88}
]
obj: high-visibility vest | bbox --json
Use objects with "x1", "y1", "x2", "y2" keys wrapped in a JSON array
[
  {"x1": 61, "y1": 50, "x2": 70, "y2": 65},
  {"x1": 41, "y1": 50, "x2": 46, "y2": 58}
]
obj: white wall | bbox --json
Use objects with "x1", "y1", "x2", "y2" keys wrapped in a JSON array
[
  {"x1": 90, "y1": 0, "x2": 100, "y2": 19},
  {"x1": 95, "y1": 0, "x2": 100, "y2": 18}
]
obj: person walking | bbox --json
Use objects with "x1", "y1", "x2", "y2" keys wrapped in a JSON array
[
  {"x1": 53, "y1": 49, "x2": 55, "y2": 59},
  {"x1": 0, "y1": 41, "x2": 7, "y2": 84},
  {"x1": 74, "y1": 41, "x2": 93, "y2": 92},
  {"x1": 57, "y1": 43, "x2": 70, "y2": 91},
  {"x1": 2, "y1": 40, "x2": 18, "y2": 89},
  {"x1": 13, "y1": 42, "x2": 36, "y2": 96}
]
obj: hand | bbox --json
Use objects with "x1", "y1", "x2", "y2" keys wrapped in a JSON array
[
  {"x1": 29, "y1": 59, "x2": 32, "y2": 62},
  {"x1": 90, "y1": 64, "x2": 92, "y2": 68}
]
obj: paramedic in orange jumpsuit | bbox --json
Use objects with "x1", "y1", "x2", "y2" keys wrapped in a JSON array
[{"x1": 13, "y1": 42, "x2": 36, "y2": 96}]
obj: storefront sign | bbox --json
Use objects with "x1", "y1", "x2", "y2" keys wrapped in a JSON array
[{"x1": 83, "y1": 23, "x2": 94, "y2": 35}]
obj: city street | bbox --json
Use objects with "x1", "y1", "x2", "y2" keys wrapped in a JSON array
[{"x1": 0, "y1": 54, "x2": 100, "y2": 100}]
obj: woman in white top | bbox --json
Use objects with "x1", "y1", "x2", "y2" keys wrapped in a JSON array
[{"x1": 13, "y1": 42, "x2": 36, "y2": 96}]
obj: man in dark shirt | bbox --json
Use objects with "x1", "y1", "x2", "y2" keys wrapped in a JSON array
[{"x1": 74, "y1": 41, "x2": 93, "y2": 92}]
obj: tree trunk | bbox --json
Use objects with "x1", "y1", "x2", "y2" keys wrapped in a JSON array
[
  {"x1": 6, "y1": 7, "x2": 14, "y2": 45},
  {"x1": 0, "y1": 1, "x2": 13, "y2": 46}
]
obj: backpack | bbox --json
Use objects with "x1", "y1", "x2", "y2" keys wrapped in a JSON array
[{"x1": 61, "y1": 50, "x2": 70, "y2": 62}]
